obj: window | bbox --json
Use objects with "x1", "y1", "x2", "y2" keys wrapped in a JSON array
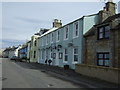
[
  {"x1": 59, "y1": 52, "x2": 63, "y2": 59},
  {"x1": 51, "y1": 51, "x2": 53, "y2": 58},
  {"x1": 40, "y1": 51, "x2": 42, "y2": 60},
  {"x1": 46, "y1": 35, "x2": 48, "y2": 45},
  {"x1": 98, "y1": 25, "x2": 110, "y2": 40},
  {"x1": 41, "y1": 50, "x2": 44, "y2": 60},
  {"x1": 73, "y1": 21, "x2": 79, "y2": 37},
  {"x1": 73, "y1": 47, "x2": 78, "y2": 62},
  {"x1": 51, "y1": 33, "x2": 53, "y2": 43},
  {"x1": 53, "y1": 53, "x2": 56, "y2": 59},
  {"x1": 34, "y1": 51, "x2": 36, "y2": 58},
  {"x1": 57, "y1": 30, "x2": 60, "y2": 41},
  {"x1": 34, "y1": 40, "x2": 37, "y2": 46},
  {"x1": 64, "y1": 26, "x2": 69, "y2": 40},
  {"x1": 41, "y1": 38, "x2": 43, "y2": 46},
  {"x1": 64, "y1": 49, "x2": 68, "y2": 62},
  {"x1": 97, "y1": 52, "x2": 110, "y2": 67}
]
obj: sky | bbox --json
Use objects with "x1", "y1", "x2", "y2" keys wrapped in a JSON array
[{"x1": 0, "y1": 0, "x2": 119, "y2": 49}]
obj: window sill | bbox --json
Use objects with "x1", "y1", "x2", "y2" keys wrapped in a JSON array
[
  {"x1": 72, "y1": 62, "x2": 78, "y2": 64},
  {"x1": 64, "y1": 38, "x2": 68, "y2": 41},
  {"x1": 56, "y1": 40, "x2": 60, "y2": 42},
  {"x1": 73, "y1": 36, "x2": 79, "y2": 39},
  {"x1": 97, "y1": 38, "x2": 109, "y2": 40},
  {"x1": 63, "y1": 61, "x2": 68, "y2": 63}
]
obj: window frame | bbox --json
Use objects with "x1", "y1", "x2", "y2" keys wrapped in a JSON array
[
  {"x1": 64, "y1": 26, "x2": 69, "y2": 40},
  {"x1": 51, "y1": 33, "x2": 54, "y2": 43},
  {"x1": 34, "y1": 40, "x2": 37, "y2": 46},
  {"x1": 97, "y1": 52, "x2": 110, "y2": 67},
  {"x1": 59, "y1": 52, "x2": 63, "y2": 59},
  {"x1": 73, "y1": 47, "x2": 79, "y2": 63},
  {"x1": 63, "y1": 48, "x2": 68, "y2": 63},
  {"x1": 97, "y1": 25, "x2": 110, "y2": 40},
  {"x1": 41, "y1": 38, "x2": 43, "y2": 46},
  {"x1": 46, "y1": 35, "x2": 49, "y2": 45},
  {"x1": 73, "y1": 21, "x2": 79, "y2": 38},
  {"x1": 56, "y1": 30, "x2": 60, "y2": 42},
  {"x1": 34, "y1": 51, "x2": 36, "y2": 59}
]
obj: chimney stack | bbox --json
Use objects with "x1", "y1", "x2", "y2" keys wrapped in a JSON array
[
  {"x1": 105, "y1": 0, "x2": 116, "y2": 15},
  {"x1": 53, "y1": 19, "x2": 62, "y2": 28}
]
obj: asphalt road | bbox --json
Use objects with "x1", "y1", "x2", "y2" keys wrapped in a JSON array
[
  {"x1": 2, "y1": 58, "x2": 83, "y2": 88},
  {"x1": 2, "y1": 58, "x2": 118, "y2": 89}
]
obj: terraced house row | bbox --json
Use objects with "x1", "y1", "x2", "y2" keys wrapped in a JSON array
[
  {"x1": 26, "y1": 1, "x2": 119, "y2": 69},
  {"x1": 2, "y1": 1, "x2": 120, "y2": 84}
]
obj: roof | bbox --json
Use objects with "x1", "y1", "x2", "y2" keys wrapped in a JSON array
[
  {"x1": 84, "y1": 14, "x2": 120, "y2": 37},
  {"x1": 84, "y1": 27, "x2": 95, "y2": 37},
  {"x1": 111, "y1": 24, "x2": 120, "y2": 30},
  {"x1": 39, "y1": 27, "x2": 58, "y2": 38},
  {"x1": 95, "y1": 13, "x2": 120, "y2": 26},
  {"x1": 38, "y1": 13, "x2": 98, "y2": 39}
]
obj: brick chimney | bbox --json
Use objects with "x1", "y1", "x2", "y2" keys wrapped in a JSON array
[{"x1": 53, "y1": 19, "x2": 62, "y2": 28}]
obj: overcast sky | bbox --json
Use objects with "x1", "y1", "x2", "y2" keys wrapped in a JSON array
[{"x1": 1, "y1": 0, "x2": 119, "y2": 49}]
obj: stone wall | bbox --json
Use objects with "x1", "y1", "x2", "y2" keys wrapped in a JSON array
[
  {"x1": 84, "y1": 35, "x2": 95, "y2": 65},
  {"x1": 75, "y1": 64, "x2": 120, "y2": 84},
  {"x1": 113, "y1": 28, "x2": 120, "y2": 68}
]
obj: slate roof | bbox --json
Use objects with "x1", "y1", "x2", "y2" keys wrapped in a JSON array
[{"x1": 84, "y1": 27, "x2": 95, "y2": 37}]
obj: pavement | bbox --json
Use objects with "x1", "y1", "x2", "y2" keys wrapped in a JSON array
[{"x1": 2, "y1": 58, "x2": 119, "y2": 89}]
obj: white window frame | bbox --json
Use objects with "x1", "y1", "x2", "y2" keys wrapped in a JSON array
[
  {"x1": 64, "y1": 26, "x2": 69, "y2": 40},
  {"x1": 51, "y1": 33, "x2": 53, "y2": 43},
  {"x1": 73, "y1": 21, "x2": 79, "y2": 38},
  {"x1": 46, "y1": 35, "x2": 48, "y2": 45},
  {"x1": 63, "y1": 48, "x2": 68, "y2": 63},
  {"x1": 41, "y1": 38, "x2": 43, "y2": 46},
  {"x1": 56, "y1": 30, "x2": 60, "y2": 42},
  {"x1": 72, "y1": 47, "x2": 78, "y2": 64}
]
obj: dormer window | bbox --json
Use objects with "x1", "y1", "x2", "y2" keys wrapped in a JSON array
[{"x1": 97, "y1": 25, "x2": 110, "y2": 40}]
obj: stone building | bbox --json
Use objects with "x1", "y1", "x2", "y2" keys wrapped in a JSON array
[
  {"x1": 75, "y1": 13, "x2": 120, "y2": 84},
  {"x1": 84, "y1": 13, "x2": 120, "y2": 68}
]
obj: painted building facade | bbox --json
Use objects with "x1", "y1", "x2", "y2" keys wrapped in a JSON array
[
  {"x1": 8, "y1": 46, "x2": 21, "y2": 58},
  {"x1": 29, "y1": 35, "x2": 40, "y2": 62},
  {"x1": 2, "y1": 48, "x2": 10, "y2": 58},
  {"x1": 38, "y1": 15, "x2": 99, "y2": 69},
  {"x1": 27, "y1": 40, "x2": 31, "y2": 60},
  {"x1": 37, "y1": 1, "x2": 116, "y2": 69},
  {"x1": 18, "y1": 44, "x2": 28, "y2": 59}
]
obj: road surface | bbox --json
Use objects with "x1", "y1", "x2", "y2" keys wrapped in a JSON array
[
  {"x1": 2, "y1": 58, "x2": 118, "y2": 88},
  {"x1": 2, "y1": 58, "x2": 83, "y2": 88}
]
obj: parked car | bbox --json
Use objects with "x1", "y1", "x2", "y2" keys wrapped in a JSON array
[{"x1": 10, "y1": 56, "x2": 22, "y2": 62}]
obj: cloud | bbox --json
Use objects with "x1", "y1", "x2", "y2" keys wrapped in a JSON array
[
  {"x1": 2, "y1": 27, "x2": 13, "y2": 31},
  {"x1": 0, "y1": 39, "x2": 25, "y2": 48},
  {"x1": 15, "y1": 17, "x2": 50, "y2": 24}
]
